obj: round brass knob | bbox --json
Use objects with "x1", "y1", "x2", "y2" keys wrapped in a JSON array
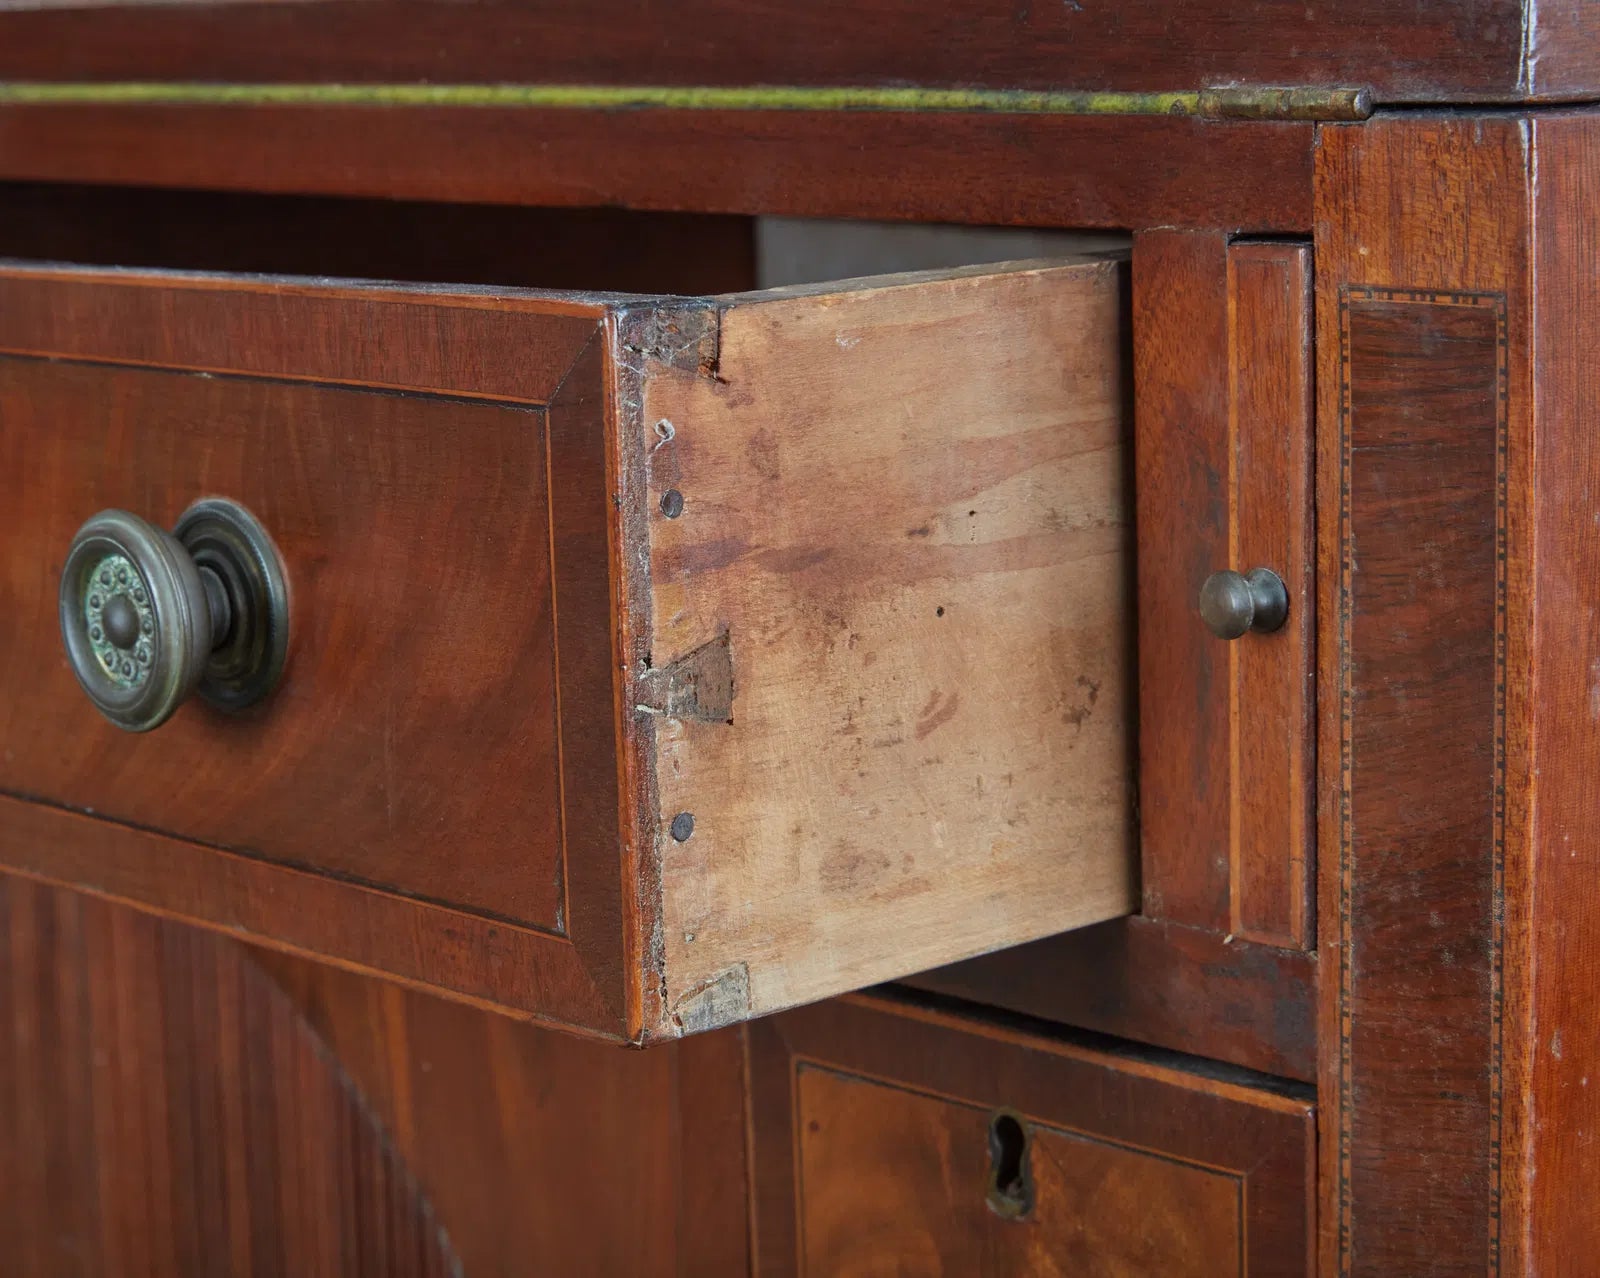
[
  {"x1": 1198, "y1": 567, "x2": 1289, "y2": 640},
  {"x1": 59, "y1": 499, "x2": 288, "y2": 732}
]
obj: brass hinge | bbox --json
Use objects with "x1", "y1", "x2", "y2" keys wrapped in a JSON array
[{"x1": 1197, "y1": 86, "x2": 1374, "y2": 122}]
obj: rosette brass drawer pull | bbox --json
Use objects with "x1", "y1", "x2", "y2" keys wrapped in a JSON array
[{"x1": 59, "y1": 500, "x2": 288, "y2": 733}]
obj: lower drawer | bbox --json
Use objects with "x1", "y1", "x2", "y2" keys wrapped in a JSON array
[{"x1": 749, "y1": 996, "x2": 1314, "y2": 1276}]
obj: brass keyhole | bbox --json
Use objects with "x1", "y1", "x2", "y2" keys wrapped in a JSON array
[{"x1": 985, "y1": 1109, "x2": 1034, "y2": 1220}]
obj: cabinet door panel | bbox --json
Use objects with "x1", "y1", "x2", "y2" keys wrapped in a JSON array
[{"x1": 1134, "y1": 234, "x2": 1314, "y2": 947}]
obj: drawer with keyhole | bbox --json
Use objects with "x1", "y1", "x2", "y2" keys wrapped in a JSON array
[{"x1": 749, "y1": 995, "x2": 1316, "y2": 1275}]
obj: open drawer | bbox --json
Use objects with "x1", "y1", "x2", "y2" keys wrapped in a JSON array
[{"x1": 0, "y1": 255, "x2": 1134, "y2": 1041}]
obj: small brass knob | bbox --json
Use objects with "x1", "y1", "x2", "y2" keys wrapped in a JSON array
[
  {"x1": 1198, "y1": 567, "x2": 1289, "y2": 640},
  {"x1": 59, "y1": 499, "x2": 288, "y2": 732}
]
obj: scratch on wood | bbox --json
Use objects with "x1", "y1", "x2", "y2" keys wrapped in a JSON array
[{"x1": 913, "y1": 689, "x2": 962, "y2": 740}]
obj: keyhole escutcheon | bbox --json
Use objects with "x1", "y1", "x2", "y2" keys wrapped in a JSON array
[{"x1": 985, "y1": 1109, "x2": 1034, "y2": 1220}]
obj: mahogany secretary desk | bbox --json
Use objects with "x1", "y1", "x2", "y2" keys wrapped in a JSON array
[{"x1": 0, "y1": 3, "x2": 1594, "y2": 1274}]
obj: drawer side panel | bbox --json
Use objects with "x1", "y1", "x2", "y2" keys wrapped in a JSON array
[{"x1": 637, "y1": 259, "x2": 1137, "y2": 1033}]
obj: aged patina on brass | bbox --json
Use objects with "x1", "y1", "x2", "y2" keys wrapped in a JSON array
[
  {"x1": 0, "y1": 80, "x2": 1375, "y2": 121},
  {"x1": 1198, "y1": 566, "x2": 1289, "y2": 640},
  {"x1": 59, "y1": 499, "x2": 288, "y2": 732}
]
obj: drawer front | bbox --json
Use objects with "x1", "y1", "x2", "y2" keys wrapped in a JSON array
[
  {"x1": 751, "y1": 996, "x2": 1314, "y2": 1276},
  {"x1": 4, "y1": 356, "x2": 564, "y2": 928},
  {"x1": 0, "y1": 256, "x2": 1133, "y2": 1040},
  {"x1": 0, "y1": 270, "x2": 627, "y2": 1033}
]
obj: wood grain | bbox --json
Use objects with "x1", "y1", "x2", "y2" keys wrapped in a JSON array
[
  {"x1": 0, "y1": 795, "x2": 618, "y2": 1033},
  {"x1": 0, "y1": 264, "x2": 601, "y2": 401},
  {"x1": 0, "y1": 268, "x2": 630, "y2": 1034},
  {"x1": 0, "y1": 0, "x2": 1568, "y2": 101},
  {"x1": 1522, "y1": 111, "x2": 1600, "y2": 1276},
  {"x1": 905, "y1": 915, "x2": 1317, "y2": 1083},
  {"x1": 797, "y1": 1064, "x2": 1242, "y2": 1275},
  {"x1": 901, "y1": 241, "x2": 1318, "y2": 1086},
  {"x1": 0, "y1": 871, "x2": 753, "y2": 1277},
  {"x1": 0, "y1": 353, "x2": 567, "y2": 929},
  {"x1": 1522, "y1": 1, "x2": 1600, "y2": 98},
  {"x1": 1133, "y1": 234, "x2": 1316, "y2": 947},
  {"x1": 634, "y1": 259, "x2": 1136, "y2": 1030},
  {"x1": 0, "y1": 107, "x2": 1316, "y2": 233},
  {"x1": 1225, "y1": 242, "x2": 1315, "y2": 948},
  {"x1": 1341, "y1": 292, "x2": 1503, "y2": 1272},
  {"x1": 256, "y1": 952, "x2": 752, "y2": 1278},
  {"x1": 750, "y1": 993, "x2": 1314, "y2": 1275},
  {"x1": 1315, "y1": 115, "x2": 1527, "y2": 1276},
  {"x1": 0, "y1": 874, "x2": 460, "y2": 1278},
  {"x1": 1132, "y1": 231, "x2": 1231, "y2": 932}
]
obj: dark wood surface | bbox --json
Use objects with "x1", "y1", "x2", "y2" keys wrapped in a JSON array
[
  {"x1": 0, "y1": 0, "x2": 1580, "y2": 101},
  {"x1": 797, "y1": 1064, "x2": 1243, "y2": 1274},
  {"x1": 0, "y1": 874, "x2": 460, "y2": 1277},
  {"x1": 0, "y1": 264, "x2": 602, "y2": 400},
  {"x1": 0, "y1": 108, "x2": 1316, "y2": 233},
  {"x1": 0, "y1": 872, "x2": 750, "y2": 1277},
  {"x1": 256, "y1": 951, "x2": 751, "y2": 1278},
  {"x1": 3, "y1": 345, "x2": 567, "y2": 929},
  {"x1": 0, "y1": 787, "x2": 630, "y2": 1029},
  {"x1": 1226, "y1": 242, "x2": 1315, "y2": 949},
  {"x1": 905, "y1": 917, "x2": 1316, "y2": 1084},
  {"x1": 1522, "y1": 111, "x2": 1600, "y2": 1276},
  {"x1": 0, "y1": 268, "x2": 632, "y2": 1035},
  {"x1": 1312, "y1": 105, "x2": 1600, "y2": 1278},
  {"x1": 1315, "y1": 112, "x2": 1527, "y2": 1275},
  {"x1": 7, "y1": 14, "x2": 1600, "y2": 1269},
  {"x1": 1526, "y1": 3, "x2": 1600, "y2": 100},
  {"x1": 750, "y1": 993, "x2": 1315, "y2": 1275},
  {"x1": 1133, "y1": 229, "x2": 1233, "y2": 933},
  {"x1": 0, "y1": 183, "x2": 758, "y2": 296},
  {"x1": 1132, "y1": 232, "x2": 1316, "y2": 947}
]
